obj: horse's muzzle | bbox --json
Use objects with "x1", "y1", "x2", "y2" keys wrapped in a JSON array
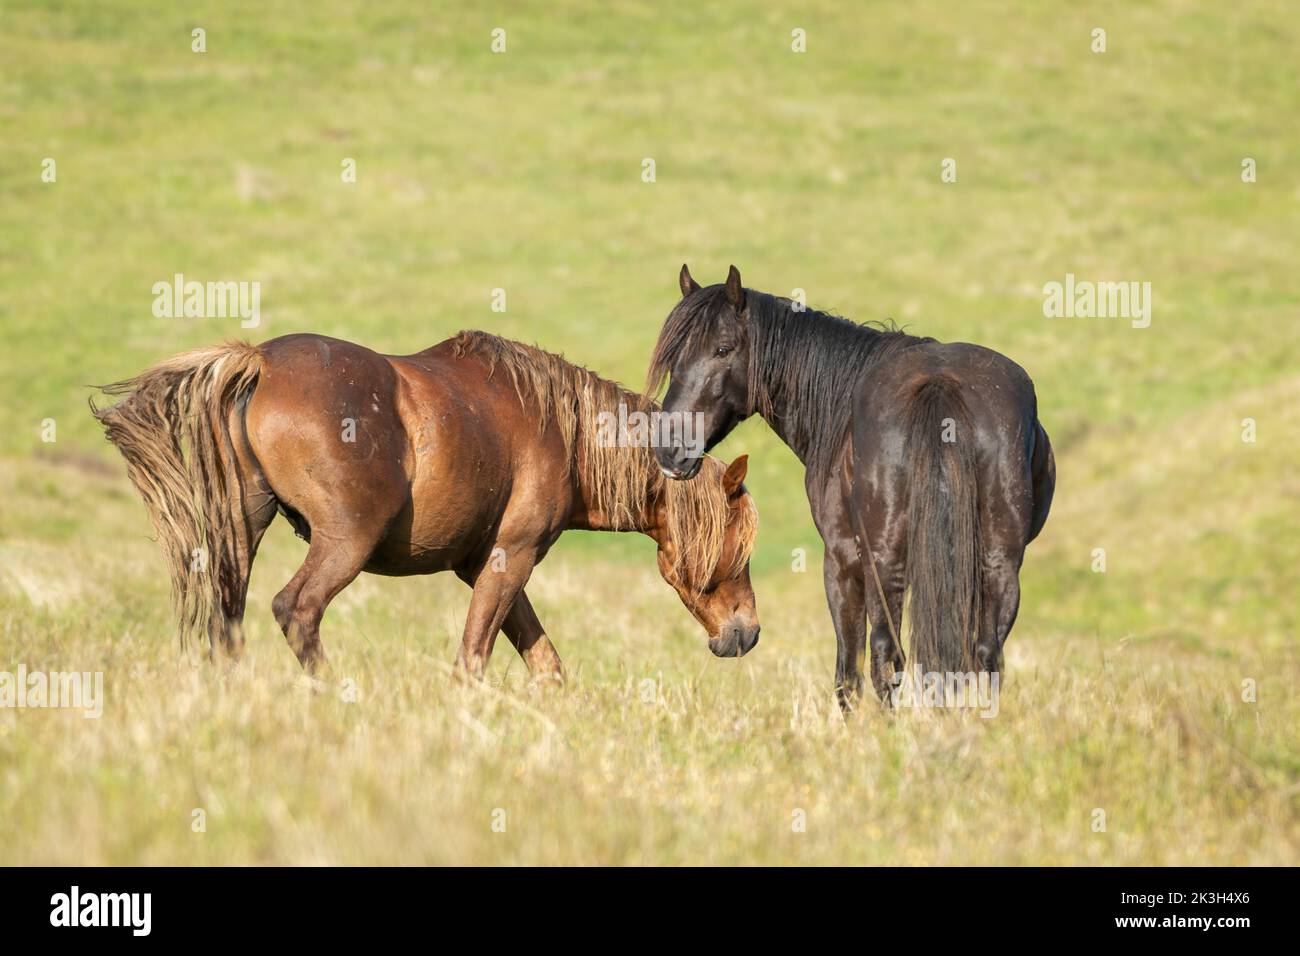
[
  {"x1": 656, "y1": 446, "x2": 703, "y2": 480},
  {"x1": 709, "y1": 620, "x2": 761, "y2": 658}
]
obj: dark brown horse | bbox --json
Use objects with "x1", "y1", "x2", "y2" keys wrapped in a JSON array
[
  {"x1": 649, "y1": 266, "x2": 1054, "y2": 707},
  {"x1": 93, "y1": 331, "x2": 760, "y2": 683}
]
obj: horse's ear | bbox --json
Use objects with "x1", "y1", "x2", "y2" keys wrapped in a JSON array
[
  {"x1": 725, "y1": 265, "x2": 744, "y2": 310},
  {"x1": 721, "y1": 454, "x2": 748, "y2": 497},
  {"x1": 679, "y1": 263, "x2": 700, "y2": 298}
]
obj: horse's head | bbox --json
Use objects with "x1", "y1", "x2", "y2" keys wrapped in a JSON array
[
  {"x1": 653, "y1": 455, "x2": 760, "y2": 657},
  {"x1": 648, "y1": 264, "x2": 754, "y2": 480}
]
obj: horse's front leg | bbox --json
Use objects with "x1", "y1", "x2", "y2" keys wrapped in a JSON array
[
  {"x1": 455, "y1": 548, "x2": 537, "y2": 682},
  {"x1": 811, "y1": 471, "x2": 869, "y2": 711},
  {"x1": 823, "y1": 541, "x2": 867, "y2": 711},
  {"x1": 501, "y1": 589, "x2": 564, "y2": 687}
]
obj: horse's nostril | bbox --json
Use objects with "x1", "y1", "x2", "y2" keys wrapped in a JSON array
[
  {"x1": 662, "y1": 456, "x2": 687, "y2": 477},
  {"x1": 737, "y1": 626, "x2": 759, "y2": 654}
]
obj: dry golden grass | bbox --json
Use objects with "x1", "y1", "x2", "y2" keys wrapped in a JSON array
[{"x1": 0, "y1": 454, "x2": 1295, "y2": 866}]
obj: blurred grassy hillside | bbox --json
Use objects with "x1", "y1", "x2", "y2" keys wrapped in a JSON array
[{"x1": 0, "y1": 1, "x2": 1296, "y2": 864}]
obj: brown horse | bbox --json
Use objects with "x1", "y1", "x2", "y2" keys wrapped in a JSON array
[
  {"x1": 92, "y1": 331, "x2": 760, "y2": 683},
  {"x1": 649, "y1": 266, "x2": 1054, "y2": 708}
]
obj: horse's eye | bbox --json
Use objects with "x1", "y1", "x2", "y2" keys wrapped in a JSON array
[{"x1": 715, "y1": 345, "x2": 733, "y2": 358}]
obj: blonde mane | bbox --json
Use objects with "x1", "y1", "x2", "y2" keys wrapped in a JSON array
[{"x1": 450, "y1": 331, "x2": 757, "y2": 588}]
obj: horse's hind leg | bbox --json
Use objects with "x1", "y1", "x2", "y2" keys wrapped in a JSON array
[
  {"x1": 217, "y1": 413, "x2": 278, "y2": 662},
  {"x1": 976, "y1": 447, "x2": 1035, "y2": 673},
  {"x1": 215, "y1": 489, "x2": 277, "y2": 662},
  {"x1": 851, "y1": 501, "x2": 907, "y2": 704},
  {"x1": 867, "y1": 569, "x2": 905, "y2": 703},
  {"x1": 271, "y1": 516, "x2": 393, "y2": 676},
  {"x1": 976, "y1": 548, "x2": 1022, "y2": 675},
  {"x1": 272, "y1": 536, "x2": 371, "y2": 676}
]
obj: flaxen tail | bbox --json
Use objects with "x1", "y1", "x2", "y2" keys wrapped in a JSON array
[
  {"x1": 91, "y1": 342, "x2": 263, "y2": 651},
  {"x1": 903, "y1": 374, "x2": 982, "y2": 676}
]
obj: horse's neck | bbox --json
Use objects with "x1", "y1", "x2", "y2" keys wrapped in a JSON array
[
  {"x1": 758, "y1": 386, "x2": 822, "y2": 473},
  {"x1": 760, "y1": 399, "x2": 808, "y2": 465},
  {"x1": 569, "y1": 482, "x2": 662, "y2": 540},
  {"x1": 754, "y1": 315, "x2": 884, "y2": 474},
  {"x1": 566, "y1": 435, "x2": 660, "y2": 537}
]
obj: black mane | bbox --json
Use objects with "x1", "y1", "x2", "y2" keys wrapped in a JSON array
[{"x1": 649, "y1": 285, "x2": 928, "y2": 475}]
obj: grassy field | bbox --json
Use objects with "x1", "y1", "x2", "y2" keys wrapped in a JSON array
[{"x1": 0, "y1": 0, "x2": 1297, "y2": 864}]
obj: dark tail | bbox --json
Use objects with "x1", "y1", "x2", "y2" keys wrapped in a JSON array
[
  {"x1": 90, "y1": 342, "x2": 263, "y2": 651},
  {"x1": 903, "y1": 374, "x2": 982, "y2": 675}
]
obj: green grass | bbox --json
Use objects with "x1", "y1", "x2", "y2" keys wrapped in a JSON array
[{"x1": 0, "y1": 0, "x2": 1296, "y2": 864}]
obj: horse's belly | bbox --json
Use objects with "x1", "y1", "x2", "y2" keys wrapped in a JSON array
[
  {"x1": 364, "y1": 459, "x2": 510, "y2": 575},
  {"x1": 362, "y1": 544, "x2": 461, "y2": 577}
]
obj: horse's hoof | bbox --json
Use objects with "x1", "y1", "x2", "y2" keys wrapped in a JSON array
[{"x1": 293, "y1": 673, "x2": 329, "y2": 695}]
